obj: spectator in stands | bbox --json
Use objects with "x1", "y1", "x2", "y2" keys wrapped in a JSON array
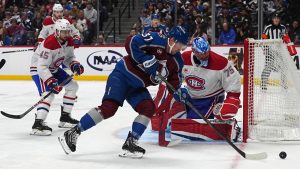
[
  {"x1": 95, "y1": 33, "x2": 106, "y2": 46},
  {"x1": 218, "y1": 22, "x2": 236, "y2": 45},
  {"x1": 189, "y1": 24, "x2": 207, "y2": 44},
  {"x1": 138, "y1": 9, "x2": 151, "y2": 31},
  {"x1": 6, "y1": 18, "x2": 27, "y2": 45},
  {"x1": 3, "y1": 11, "x2": 12, "y2": 28},
  {"x1": 84, "y1": 1, "x2": 97, "y2": 44},
  {"x1": 70, "y1": 3, "x2": 80, "y2": 19},
  {"x1": 32, "y1": 11, "x2": 43, "y2": 31},
  {"x1": 0, "y1": 20, "x2": 6, "y2": 45},
  {"x1": 289, "y1": 20, "x2": 300, "y2": 44},
  {"x1": 76, "y1": 10, "x2": 89, "y2": 44}
]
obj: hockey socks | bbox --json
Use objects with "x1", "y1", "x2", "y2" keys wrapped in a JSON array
[
  {"x1": 78, "y1": 108, "x2": 103, "y2": 132},
  {"x1": 131, "y1": 115, "x2": 150, "y2": 139}
]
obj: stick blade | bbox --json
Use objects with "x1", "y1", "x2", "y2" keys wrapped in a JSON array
[
  {"x1": 1, "y1": 111, "x2": 23, "y2": 119},
  {"x1": 245, "y1": 152, "x2": 268, "y2": 160}
]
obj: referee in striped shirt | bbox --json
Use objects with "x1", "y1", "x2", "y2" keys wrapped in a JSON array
[{"x1": 261, "y1": 13, "x2": 287, "y2": 91}]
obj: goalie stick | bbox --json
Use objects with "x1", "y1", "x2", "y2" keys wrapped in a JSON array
[
  {"x1": 1, "y1": 73, "x2": 75, "y2": 119},
  {"x1": 0, "y1": 59, "x2": 5, "y2": 69},
  {"x1": 157, "y1": 74, "x2": 267, "y2": 160},
  {"x1": 2, "y1": 49, "x2": 34, "y2": 54}
]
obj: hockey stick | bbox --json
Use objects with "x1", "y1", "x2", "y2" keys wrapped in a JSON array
[
  {"x1": 157, "y1": 74, "x2": 267, "y2": 160},
  {"x1": 0, "y1": 59, "x2": 6, "y2": 69},
  {"x1": 2, "y1": 49, "x2": 34, "y2": 54},
  {"x1": 1, "y1": 73, "x2": 75, "y2": 119}
]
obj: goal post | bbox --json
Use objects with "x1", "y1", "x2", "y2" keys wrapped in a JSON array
[{"x1": 243, "y1": 38, "x2": 300, "y2": 142}]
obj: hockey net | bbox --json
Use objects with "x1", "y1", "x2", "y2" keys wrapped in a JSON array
[{"x1": 243, "y1": 38, "x2": 300, "y2": 142}]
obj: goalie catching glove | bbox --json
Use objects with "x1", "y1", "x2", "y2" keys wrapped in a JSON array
[{"x1": 213, "y1": 92, "x2": 240, "y2": 120}]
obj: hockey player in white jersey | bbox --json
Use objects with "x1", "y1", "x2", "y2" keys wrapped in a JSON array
[
  {"x1": 37, "y1": 3, "x2": 81, "y2": 48},
  {"x1": 30, "y1": 19, "x2": 84, "y2": 136},
  {"x1": 153, "y1": 37, "x2": 241, "y2": 141},
  {"x1": 179, "y1": 36, "x2": 241, "y2": 119}
]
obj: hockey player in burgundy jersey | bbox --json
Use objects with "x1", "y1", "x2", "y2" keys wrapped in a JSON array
[
  {"x1": 37, "y1": 3, "x2": 81, "y2": 48},
  {"x1": 58, "y1": 26, "x2": 189, "y2": 158},
  {"x1": 30, "y1": 19, "x2": 84, "y2": 136}
]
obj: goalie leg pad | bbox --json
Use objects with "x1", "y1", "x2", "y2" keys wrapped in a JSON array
[{"x1": 171, "y1": 118, "x2": 239, "y2": 141}]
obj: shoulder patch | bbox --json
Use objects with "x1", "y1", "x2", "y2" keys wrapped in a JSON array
[
  {"x1": 205, "y1": 51, "x2": 228, "y2": 70},
  {"x1": 182, "y1": 51, "x2": 193, "y2": 66},
  {"x1": 43, "y1": 34, "x2": 61, "y2": 50},
  {"x1": 64, "y1": 17, "x2": 73, "y2": 24},
  {"x1": 42, "y1": 17, "x2": 54, "y2": 26}
]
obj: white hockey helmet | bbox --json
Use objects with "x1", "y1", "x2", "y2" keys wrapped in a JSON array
[
  {"x1": 54, "y1": 19, "x2": 71, "y2": 36},
  {"x1": 53, "y1": 3, "x2": 64, "y2": 12}
]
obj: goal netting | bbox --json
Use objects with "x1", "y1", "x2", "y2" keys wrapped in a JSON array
[{"x1": 243, "y1": 38, "x2": 300, "y2": 142}]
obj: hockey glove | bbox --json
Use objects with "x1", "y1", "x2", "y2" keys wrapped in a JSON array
[
  {"x1": 45, "y1": 77, "x2": 63, "y2": 94},
  {"x1": 70, "y1": 61, "x2": 84, "y2": 75},
  {"x1": 73, "y1": 37, "x2": 81, "y2": 48},
  {"x1": 143, "y1": 56, "x2": 159, "y2": 77},
  {"x1": 213, "y1": 92, "x2": 240, "y2": 120},
  {"x1": 150, "y1": 65, "x2": 169, "y2": 84},
  {"x1": 173, "y1": 87, "x2": 189, "y2": 104}
]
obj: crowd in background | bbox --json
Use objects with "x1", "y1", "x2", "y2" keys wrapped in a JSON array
[
  {"x1": 0, "y1": 0, "x2": 300, "y2": 46},
  {"x1": 0, "y1": 0, "x2": 111, "y2": 46},
  {"x1": 136, "y1": 0, "x2": 300, "y2": 45}
]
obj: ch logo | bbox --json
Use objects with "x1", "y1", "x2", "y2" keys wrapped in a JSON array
[{"x1": 186, "y1": 75, "x2": 205, "y2": 90}]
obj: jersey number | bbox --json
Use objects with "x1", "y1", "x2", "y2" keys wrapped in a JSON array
[
  {"x1": 224, "y1": 65, "x2": 235, "y2": 77},
  {"x1": 142, "y1": 33, "x2": 153, "y2": 41},
  {"x1": 40, "y1": 51, "x2": 49, "y2": 59}
]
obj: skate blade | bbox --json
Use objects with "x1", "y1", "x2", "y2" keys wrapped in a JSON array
[
  {"x1": 58, "y1": 136, "x2": 71, "y2": 155},
  {"x1": 30, "y1": 129, "x2": 51, "y2": 136},
  {"x1": 58, "y1": 122, "x2": 77, "y2": 128},
  {"x1": 118, "y1": 150, "x2": 144, "y2": 159}
]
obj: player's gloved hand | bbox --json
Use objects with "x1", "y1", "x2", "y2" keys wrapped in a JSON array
[
  {"x1": 213, "y1": 92, "x2": 240, "y2": 120},
  {"x1": 150, "y1": 65, "x2": 168, "y2": 84},
  {"x1": 45, "y1": 77, "x2": 63, "y2": 94},
  {"x1": 73, "y1": 37, "x2": 81, "y2": 48},
  {"x1": 70, "y1": 61, "x2": 84, "y2": 75},
  {"x1": 143, "y1": 56, "x2": 160, "y2": 77},
  {"x1": 173, "y1": 87, "x2": 189, "y2": 103}
]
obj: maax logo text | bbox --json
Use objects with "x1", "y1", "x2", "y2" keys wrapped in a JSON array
[
  {"x1": 87, "y1": 50, "x2": 123, "y2": 71},
  {"x1": 186, "y1": 76, "x2": 205, "y2": 90}
]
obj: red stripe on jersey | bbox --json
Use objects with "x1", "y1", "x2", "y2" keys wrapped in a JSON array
[
  {"x1": 205, "y1": 88, "x2": 224, "y2": 98},
  {"x1": 40, "y1": 102, "x2": 50, "y2": 107},
  {"x1": 63, "y1": 96, "x2": 76, "y2": 100}
]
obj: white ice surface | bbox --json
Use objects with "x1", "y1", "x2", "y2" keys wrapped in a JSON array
[{"x1": 0, "y1": 81, "x2": 299, "y2": 169}]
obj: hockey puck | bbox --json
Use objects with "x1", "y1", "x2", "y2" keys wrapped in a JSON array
[{"x1": 279, "y1": 151, "x2": 287, "y2": 159}]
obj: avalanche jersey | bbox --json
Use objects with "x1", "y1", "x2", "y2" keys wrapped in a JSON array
[
  {"x1": 116, "y1": 32, "x2": 183, "y2": 88},
  {"x1": 181, "y1": 51, "x2": 241, "y2": 99},
  {"x1": 38, "y1": 16, "x2": 80, "y2": 42},
  {"x1": 30, "y1": 34, "x2": 77, "y2": 81},
  {"x1": 143, "y1": 24, "x2": 167, "y2": 35}
]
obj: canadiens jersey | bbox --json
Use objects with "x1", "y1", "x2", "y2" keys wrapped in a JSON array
[
  {"x1": 30, "y1": 34, "x2": 77, "y2": 81},
  {"x1": 116, "y1": 32, "x2": 183, "y2": 89},
  {"x1": 182, "y1": 50, "x2": 241, "y2": 99},
  {"x1": 38, "y1": 16, "x2": 80, "y2": 42}
]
